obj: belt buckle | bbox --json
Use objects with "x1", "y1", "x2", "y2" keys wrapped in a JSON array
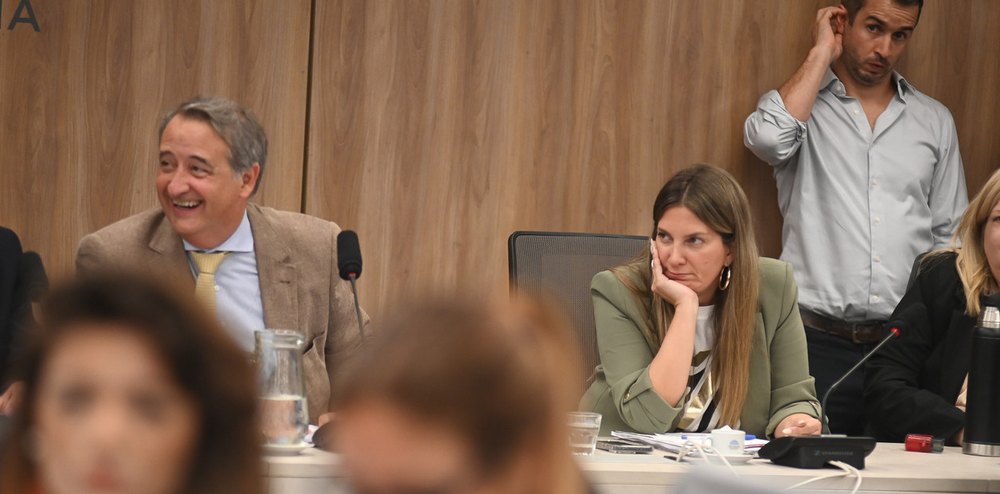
[{"x1": 850, "y1": 323, "x2": 863, "y2": 344}]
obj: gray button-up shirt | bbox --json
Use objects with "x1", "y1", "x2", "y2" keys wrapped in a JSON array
[{"x1": 744, "y1": 69, "x2": 968, "y2": 322}]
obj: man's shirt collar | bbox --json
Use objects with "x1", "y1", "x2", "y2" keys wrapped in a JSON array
[
  {"x1": 822, "y1": 67, "x2": 912, "y2": 102},
  {"x1": 182, "y1": 210, "x2": 254, "y2": 253}
]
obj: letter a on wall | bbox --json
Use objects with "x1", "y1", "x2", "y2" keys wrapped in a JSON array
[{"x1": 7, "y1": 0, "x2": 40, "y2": 32}]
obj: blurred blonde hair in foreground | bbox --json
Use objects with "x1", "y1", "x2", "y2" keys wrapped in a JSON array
[{"x1": 333, "y1": 293, "x2": 587, "y2": 494}]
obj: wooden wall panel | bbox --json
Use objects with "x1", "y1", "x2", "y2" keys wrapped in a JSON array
[
  {"x1": 0, "y1": 0, "x2": 311, "y2": 280},
  {"x1": 305, "y1": 0, "x2": 836, "y2": 318},
  {"x1": 897, "y1": 0, "x2": 1000, "y2": 195},
  {"x1": 2, "y1": 0, "x2": 997, "y2": 322},
  {"x1": 306, "y1": 0, "x2": 1000, "y2": 319}
]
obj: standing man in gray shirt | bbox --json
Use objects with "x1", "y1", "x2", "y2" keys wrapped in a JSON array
[{"x1": 744, "y1": 0, "x2": 967, "y2": 435}]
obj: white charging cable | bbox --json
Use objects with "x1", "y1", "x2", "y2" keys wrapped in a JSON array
[
  {"x1": 674, "y1": 440, "x2": 738, "y2": 476},
  {"x1": 669, "y1": 437, "x2": 863, "y2": 494},
  {"x1": 783, "y1": 460, "x2": 863, "y2": 494}
]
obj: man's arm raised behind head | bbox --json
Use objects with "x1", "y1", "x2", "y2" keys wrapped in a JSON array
[
  {"x1": 778, "y1": 6, "x2": 846, "y2": 120},
  {"x1": 744, "y1": 6, "x2": 846, "y2": 166}
]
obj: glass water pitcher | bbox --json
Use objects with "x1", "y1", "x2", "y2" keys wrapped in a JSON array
[{"x1": 254, "y1": 329, "x2": 310, "y2": 446}]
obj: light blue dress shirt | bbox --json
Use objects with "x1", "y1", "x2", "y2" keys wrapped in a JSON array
[
  {"x1": 183, "y1": 211, "x2": 265, "y2": 351},
  {"x1": 744, "y1": 69, "x2": 968, "y2": 321}
]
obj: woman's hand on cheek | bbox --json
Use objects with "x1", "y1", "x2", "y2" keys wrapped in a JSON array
[{"x1": 650, "y1": 240, "x2": 699, "y2": 308}]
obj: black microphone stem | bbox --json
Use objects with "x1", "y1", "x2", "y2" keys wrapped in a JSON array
[
  {"x1": 820, "y1": 329, "x2": 898, "y2": 434},
  {"x1": 349, "y1": 274, "x2": 365, "y2": 340}
]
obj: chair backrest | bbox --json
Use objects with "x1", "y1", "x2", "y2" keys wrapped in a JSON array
[
  {"x1": 906, "y1": 251, "x2": 930, "y2": 291},
  {"x1": 508, "y1": 231, "x2": 649, "y2": 382}
]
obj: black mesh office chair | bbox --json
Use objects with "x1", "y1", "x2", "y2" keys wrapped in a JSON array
[{"x1": 507, "y1": 231, "x2": 648, "y2": 383}]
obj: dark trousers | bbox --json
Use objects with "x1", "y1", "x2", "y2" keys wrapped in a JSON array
[{"x1": 804, "y1": 322, "x2": 878, "y2": 437}]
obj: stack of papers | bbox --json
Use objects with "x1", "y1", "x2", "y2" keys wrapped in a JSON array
[{"x1": 611, "y1": 430, "x2": 769, "y2": 456}]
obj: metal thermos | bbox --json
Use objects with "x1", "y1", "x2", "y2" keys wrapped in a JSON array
[{"x1": 964, "y1": 305, "x2": 1000, "y2": 456}]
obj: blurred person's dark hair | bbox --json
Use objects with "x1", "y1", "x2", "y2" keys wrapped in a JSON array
[
  {"x1": 334, "y1": 294, "x2": 587, "y2": 493},
  {"x1": 0, "y1": 274, "x2": 263, "y2": 494}
]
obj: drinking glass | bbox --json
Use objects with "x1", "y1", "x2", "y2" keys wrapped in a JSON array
[{"x1": 568, "y1": 412, "x2": 602, "y2": 455}]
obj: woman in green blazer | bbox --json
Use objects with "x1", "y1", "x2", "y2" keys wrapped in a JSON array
[{"x1": 580, "y1": 165, "x2": 821, "y2": 438}]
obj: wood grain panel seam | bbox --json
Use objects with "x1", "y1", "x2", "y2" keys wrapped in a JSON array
[{"x1": 300, "y1": 0, "x2": 318, "y2": 214}]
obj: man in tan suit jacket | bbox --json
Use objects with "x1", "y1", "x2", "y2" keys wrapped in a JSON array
[{"x1": 76, "y1": 96, "x2": 367, "y2": 424}]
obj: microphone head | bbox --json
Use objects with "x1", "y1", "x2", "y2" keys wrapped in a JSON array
[
  {"x1": 885, "y1": 304, "x2": 928, "y2": 340},
  {"x1": 18, "y1": 251, "x2": 48, "y2": 302},
  {"x1": 337, "y1": 230, "x2": 362, "y2": 281}
]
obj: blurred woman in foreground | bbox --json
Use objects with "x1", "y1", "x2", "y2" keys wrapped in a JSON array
[
  {"x1": 0, "y1": 275, "x2": 262, "y2": 494},
  {"x1": 581, "y1": 164, "x2": 821, "y2": 437},
  {"x1": 333, "y1": 295, "x2": 588, "y2": 494},
  {"x1": 866, "y1": 168, "x2": 1000, "y2": 444}
]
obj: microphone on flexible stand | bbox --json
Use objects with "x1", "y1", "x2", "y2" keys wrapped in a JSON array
[
  {"x1": 336, "y1": 230, "x2": 365, "y2": 341},
  {"x1": 758, "y1": 305, "x2": 921, "y2": 469},
  {"x1": 819, "y1": 326, "x2": 900, "y2": 435},
  {"x1": 315, "y1": 231, "x2": 365, "y2": 452}
]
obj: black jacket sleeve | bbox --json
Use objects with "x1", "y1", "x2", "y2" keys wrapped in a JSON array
[
  {"x1": 864, "y1": 252, "x2": 970, "y2": 443},
  {"x1": 0, "y1": 227, "x2": 32, "y2": 388}
]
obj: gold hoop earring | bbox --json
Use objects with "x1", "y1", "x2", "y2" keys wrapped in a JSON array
[{"x1": 719, "y1": 265, "x2": 732, "y2": 291}]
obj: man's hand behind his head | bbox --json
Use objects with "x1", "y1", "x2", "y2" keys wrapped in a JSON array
[{"x1": 813, "y1": 5, "x2": 847, "y2": 66}]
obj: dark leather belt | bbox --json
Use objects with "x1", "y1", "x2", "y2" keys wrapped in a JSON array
[{"x1": 800, "y1": 309, "x2": 886, "y2": 344}]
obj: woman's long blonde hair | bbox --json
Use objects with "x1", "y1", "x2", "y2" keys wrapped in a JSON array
[
  {"x1": 947, "y1": 168, "x2": 1000, "y2": 316},
  {"x1": 613, "y1": 164, "x2": 759, "y2": 427}
]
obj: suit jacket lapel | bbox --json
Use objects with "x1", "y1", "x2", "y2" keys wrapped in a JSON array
[
  {"x1": 248, "y1": 204, "x2": 300, "y2": 332},
  {"x1": 148, "y1": 213, "x2": 195, "y2": 284}
]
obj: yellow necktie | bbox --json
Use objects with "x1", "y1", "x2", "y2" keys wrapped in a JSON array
[{"x1": 190, "y1": 251, "x2": 230, "y2": 311}]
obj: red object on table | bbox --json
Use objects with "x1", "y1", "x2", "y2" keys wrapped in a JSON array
[{"x1": 905, "y1": 433, "x2": 944, "y2": 453}]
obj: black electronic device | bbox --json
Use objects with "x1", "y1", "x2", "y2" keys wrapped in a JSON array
[
  {"x1": 757, "y1": 436, "x2": 876, "y2": 469},
  {"x1": 596, "y1": 438, "x2": 653, "y2": 454}
]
